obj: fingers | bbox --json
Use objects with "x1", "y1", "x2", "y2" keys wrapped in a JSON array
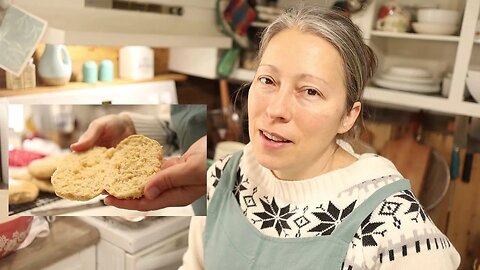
[
  {"x1": 145, "y1": 158, "x2": 205, "y2": 200},
  {"x1": 160, "y1": 156, "x2": 183, "y2": 170},
  {"x1": 104, "y1": 186, "x2": 205, "y2": 211},
  {"x1": 70, "y1": 122, "x2": 102, "y2": 152}
]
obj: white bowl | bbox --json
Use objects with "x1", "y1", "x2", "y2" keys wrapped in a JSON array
[
  {"x1": 466, "y1": 69, "x2": 480, "y2": 103},
  {"x1": 417, "y1": 9, "x2": 460, "y2": 25},
  {"x1": 413, "y1": 22, "x2": 458, "y2": 35},
  {"x1": 387, "y1": 66, "x2": 433, "y2": 78}
]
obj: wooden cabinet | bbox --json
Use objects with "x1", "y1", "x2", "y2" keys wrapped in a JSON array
[{"x1": 42, "y1": 246, "x2": 96, "y2": 270}]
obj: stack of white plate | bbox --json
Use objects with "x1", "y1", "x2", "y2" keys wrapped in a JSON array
[
  {"x1": 372, "y1": 66, "x2": 441, "y2": 94},
  {"x1": 413, "y1": 9, "x2": 460, "y2": 35}
]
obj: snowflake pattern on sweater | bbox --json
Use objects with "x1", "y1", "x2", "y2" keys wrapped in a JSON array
[{"x1": 207, "y1": 146, "x2": 459, "y2": 270}]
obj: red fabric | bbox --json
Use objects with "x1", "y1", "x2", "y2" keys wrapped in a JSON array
[{"x1": 8, "y1": 149, "x2": 46, "y2": 167}]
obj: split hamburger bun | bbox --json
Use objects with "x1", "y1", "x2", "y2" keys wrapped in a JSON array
[
  {"x1": 52, "y1": 135, "x2": 163, "y2": 201},
  {"x1": 105, "y1": 135, "x2": 163, "y2": 199},
  {"x1": 9, "y1": 179, "x2": 39, "y2": 204}
]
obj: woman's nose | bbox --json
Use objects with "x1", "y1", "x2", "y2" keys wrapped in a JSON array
[{"x1": 265, "y1": 89, "x2": 292, "y2": 122}]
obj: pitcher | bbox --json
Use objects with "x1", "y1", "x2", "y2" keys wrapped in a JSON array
[{"x1": 38, "y1": 44, "x2": 72, "y2": 86}]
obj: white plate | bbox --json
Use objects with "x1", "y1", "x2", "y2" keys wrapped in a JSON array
[
  {"x1": 413, "y1": 22, "x2": 458, "y2": 35},
  {"x1": 380, "y1": 73, "x2": 439, "y2": 85},
  {"x1": 373, "y1": 77, "x2": 440, "y2": 93},
  {"x1": 387, "y1": 66, "x2": 433, "y2": 78}
]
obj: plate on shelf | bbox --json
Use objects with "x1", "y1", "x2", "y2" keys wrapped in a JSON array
[
  {"x1": 387, "y1": 66, "x2": 433, "y2": 78},
  {"x1": 412, "y1": 22, "x2": 458, "y2": 35},
  {"x1": 372, "y1": 77, "x2": 440, "y2": 93},
  {"x1": 380, "y1": 73, "x2": 439, "y2": 85}
]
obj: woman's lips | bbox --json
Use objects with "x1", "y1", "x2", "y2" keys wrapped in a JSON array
[{"x1": 259, "y1": 129, "x2": 292, "y2": 145}]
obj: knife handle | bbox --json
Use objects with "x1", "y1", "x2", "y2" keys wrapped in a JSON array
[
  {"x1": 462, "y1": 153, "x2": 473, "y2": 183},
  {"x1": 451, "y1": 146, "x2": 459, "y2": 180}
]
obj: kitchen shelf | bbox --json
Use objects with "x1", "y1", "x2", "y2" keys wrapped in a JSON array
[
  {"x1": 370, "y1": 31, "x2": 460, "y2": 42},
  {"x1": 14, "y1": 3, "x2": 232, "y2": 48},
  {"x1": 364, "y1": 86, "x2": 480, "y2": 118},
  {"x1": 228, "y1": 68, "x2": 480, "y2": 117},
  {"x1": 0, "y1": 73, "x2": 187, "y2": 97}
]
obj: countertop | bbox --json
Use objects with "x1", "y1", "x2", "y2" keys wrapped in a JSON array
[{"x1": 0, "y1": 217, "x2": 99, "y2": 270}]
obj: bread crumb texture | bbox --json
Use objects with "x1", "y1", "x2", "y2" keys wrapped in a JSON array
[
  {"x1": 105, "y1": 135, "x2": 163, "y2": 199},
  {"x1": 52, "y1": 135, "x2": 163, "y2": 201}
]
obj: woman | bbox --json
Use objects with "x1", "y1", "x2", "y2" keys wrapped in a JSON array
[{"x1": 181, "y1": 7, "x2": 460, "y2": 269}]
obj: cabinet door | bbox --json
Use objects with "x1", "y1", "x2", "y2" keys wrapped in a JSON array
[
  {"x1": 125, "y1": 229, "x2": 189, "y2": 270},
  {"x1": 42, "y1": 246, "x2": 96, "y2": 270}
]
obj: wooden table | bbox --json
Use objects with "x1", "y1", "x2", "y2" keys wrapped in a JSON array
[{"x1": 0, "y1": 217, "x2": 99, "y2": 270}]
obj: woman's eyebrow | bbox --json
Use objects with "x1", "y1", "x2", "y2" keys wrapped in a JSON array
[{"x1": 298, "y1": 73, "x2": 331, "y2": 87}]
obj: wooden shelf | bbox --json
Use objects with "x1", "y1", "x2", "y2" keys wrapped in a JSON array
[
  {"x1": 0, "y1": 73, "x2": 187, "y2": 97},
  {"x1": 370, "y1": 30, "x2": 460, "y2": 42},
  {"x1": 15, "y1": 3, "x2": 232, "y2": 48},
  {"x1": 364, "y1": 86, "x2": 480, "y2": 118}
]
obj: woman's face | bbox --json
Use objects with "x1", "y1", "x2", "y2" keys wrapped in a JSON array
[{"x1": 248, "y1": 29, "x2": 360, "y2": 180}]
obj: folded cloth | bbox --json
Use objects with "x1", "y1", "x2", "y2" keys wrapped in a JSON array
[
  {"x1": 0, "y1": 4, "x2": 47, "y2": 76},
  {"x1": 17, "y1": 216, "x2": 50, "y2": 250}
]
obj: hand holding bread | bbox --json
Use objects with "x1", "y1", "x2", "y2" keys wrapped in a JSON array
[{"x1": 103, "y1": 136, "x2": 206, "y2": 211}]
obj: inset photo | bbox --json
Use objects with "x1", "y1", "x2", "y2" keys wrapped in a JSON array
[{"x1": 7, "y1": 104, "x2": 206, "y2": 217}]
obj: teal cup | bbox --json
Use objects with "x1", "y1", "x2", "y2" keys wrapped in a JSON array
[
  {"x1": 99, "y1": 59, "x2": 114, "y2": 82},
  {"x1": 82, "y1": 61, "x2": 98, "y2": 83}
]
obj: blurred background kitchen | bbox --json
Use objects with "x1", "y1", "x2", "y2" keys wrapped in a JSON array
[
  {"x1": 7, "y1": 104, "x2": 195, "y2": 217},
  {"x1": 0, "y1": 0, "x2": 479, "y2": 268}
]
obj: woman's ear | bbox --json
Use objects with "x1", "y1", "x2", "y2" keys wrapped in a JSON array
[{"x1": 338, "y1": 101, "x2": 361, "y2": 134}]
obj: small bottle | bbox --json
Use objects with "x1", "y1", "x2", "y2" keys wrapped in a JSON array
[
  {"x1": 23, "y1": 58, "x2": 36, "y2": 89},
  {"x1": 83, "y1": 61, "x2": 98, "y2": 83}
]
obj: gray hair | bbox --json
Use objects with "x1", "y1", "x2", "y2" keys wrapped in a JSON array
[{"x1": 257, "y1": 7, "x2": 377, "y2": 113}]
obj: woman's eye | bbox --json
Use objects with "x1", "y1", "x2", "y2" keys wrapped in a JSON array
[
  {"x1": 259, "y1": 77, "x2": 274, "y2": 85},
  {"x1": 306, "y1": 88, "x2": 319, "y2": 96}
]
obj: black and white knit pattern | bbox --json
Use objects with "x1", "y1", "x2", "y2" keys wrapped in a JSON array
[{"x1": 207, "y1": 146, "x2": 459, "y2": 269}]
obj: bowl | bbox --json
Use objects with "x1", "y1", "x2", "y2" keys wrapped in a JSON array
[
  {"x1": 417, "y1": 9, "x2": 460, "y2": 25},
  {"x1": 0, "y1": 216, "x2": 33, "y2": 258},
  {"x1": 413, "y1": 22, "x2": 458, "y2": 35},
  {"x1": 466, "y1": 69, "x2": 480, "y2": 103}
]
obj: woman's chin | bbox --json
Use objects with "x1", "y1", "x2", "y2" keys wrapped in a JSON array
[{"x1": 254, "y1": 151, "x2": 284, "y2": 171}]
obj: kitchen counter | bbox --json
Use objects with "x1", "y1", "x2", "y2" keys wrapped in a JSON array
[{"x1": 0, "y1": 217, "x2": 99, "y2": 270}]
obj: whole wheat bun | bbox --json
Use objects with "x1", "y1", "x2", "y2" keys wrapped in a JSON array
[
  {"x1": 52, "y1": 135, "x2": 163, "y2": 201},
  {"x1": 28, "y1": 156, "x2": 62, "y2": 180},
  {"x1": 31, "y1": 178, "x2": 56, "y2": 193},
  {"x1": 105, "y1": 135, "x2": 163, "y2": 199},
  {"x1": 52, "y1": 147, "x2": 113, "y2": 201},
  {"x1": 9, "y1": 179, "x2": 39, "y2": 204}
]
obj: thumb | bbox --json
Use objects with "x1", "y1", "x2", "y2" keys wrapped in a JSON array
[{"x1": 144, "y1": 162, "x2": 200, "y2": 200}]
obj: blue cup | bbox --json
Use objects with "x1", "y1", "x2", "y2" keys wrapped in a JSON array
[
  {"x1": 82, "y1": 61, "x2": 98, "y2": 83},
  {"x1": 99, "y1": 59, "x2": 114, "y2": 82}
]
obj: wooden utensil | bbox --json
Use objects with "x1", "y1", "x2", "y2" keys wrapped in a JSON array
[
  {"x1": 380, "y1": 117, "x2": 432, "y2": 196},
  {"x1": 219, "y1": 79, "x2": 241, "y2": 141}
]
